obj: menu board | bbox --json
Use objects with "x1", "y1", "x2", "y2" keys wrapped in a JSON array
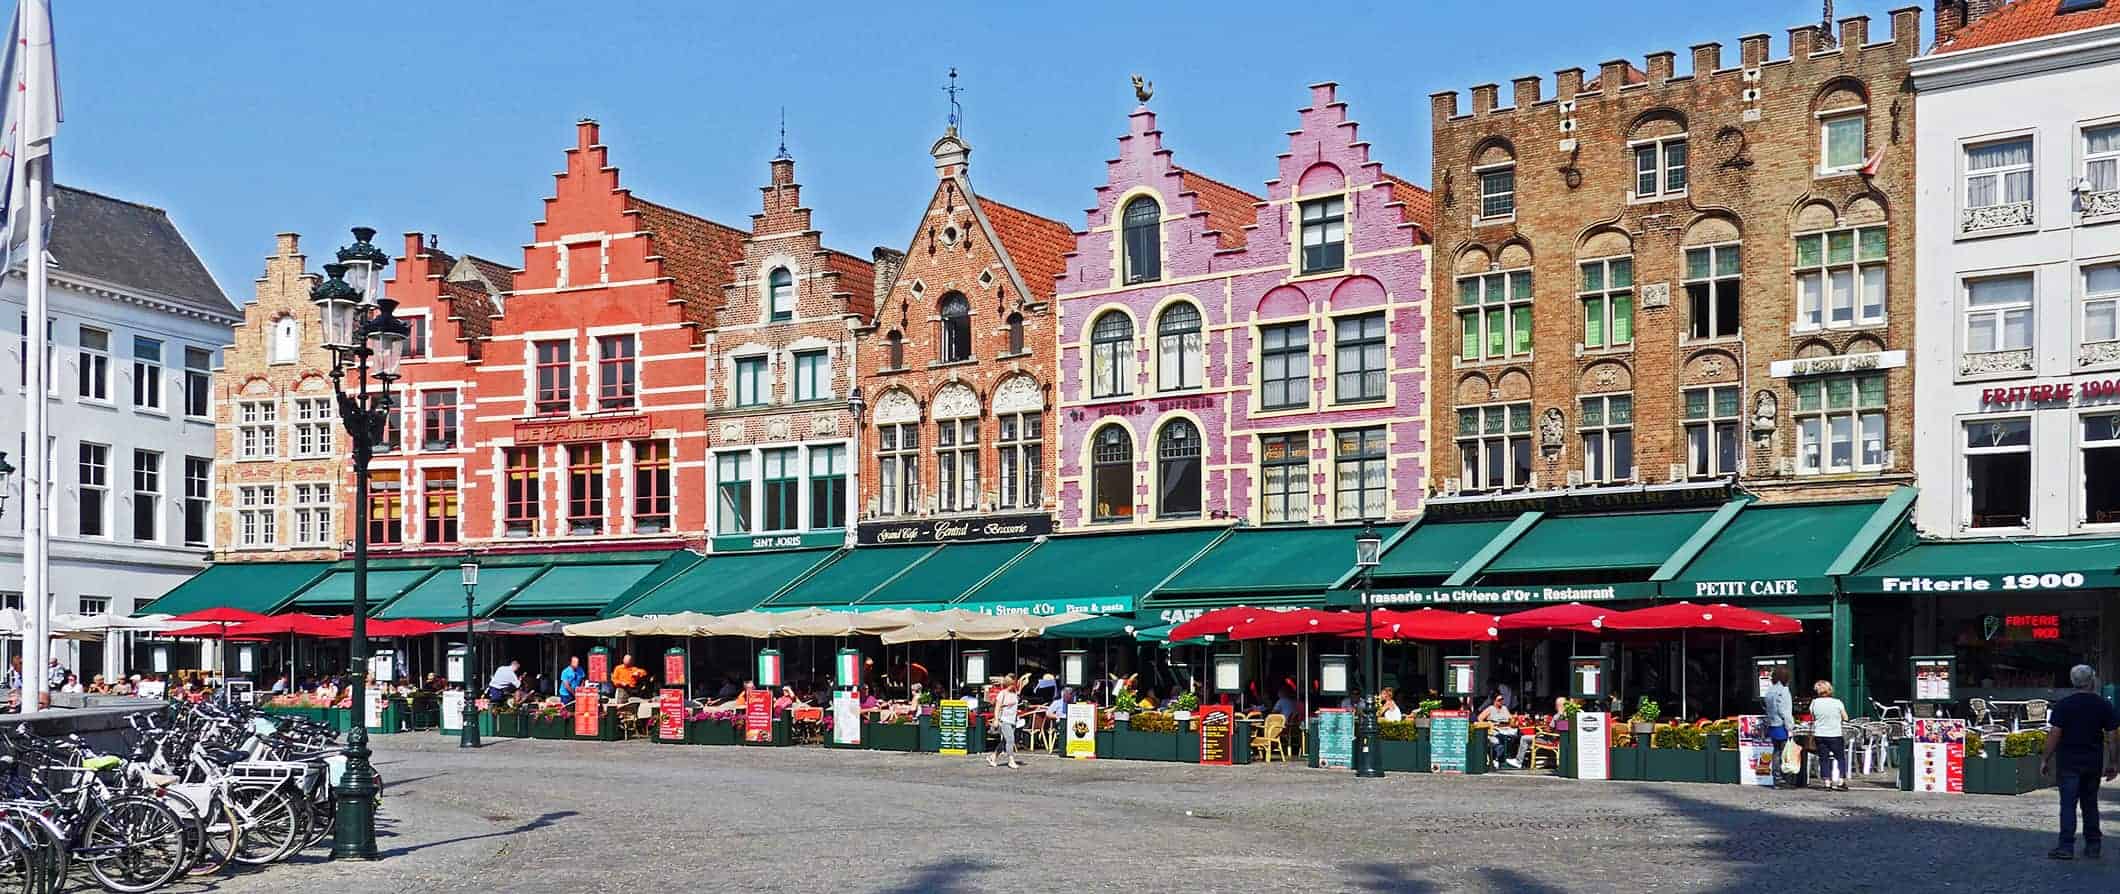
[
  {"x1": 587, "y1": 649, "x2": 611, "y2": 685},
  {"x1": 1736, "y1": 715, "x2": 1775, "y2": 787},
  {"x1": 937, "y1": 699, "x2": 971, "y2": 755},
  {"x1": 657, "y1": 688, "x2": 685, "y2": 740},
  {"x1": 1198, "y1": 705, "x2": 1234, "y2": 766},
  {"x1": 1066, "y1": 702, "x2": 1097, "y2": 759},
  {"x1": 664, "y1": 651, "x2": 687, "y2": 688},
  {"x1": 743, "y1": 689, "x2": 774, "y2": 743},
  {"x1": 1753, "y1": 655, "x2": 1793, "y2": 698},
  {"x1": 364, "y1": 689, "x2": 385, "y2": 730},
  {"x1": 831, "y1": 690, "x2": 862, "y2": 746},
  {"x1": 1429, "y1": 709, "x2": 1471, "y2": 774},
  {"x1": 1911, "y1": 718, "x2": 1966, "y2": 794},
  {"x1": 1570, "y1": 657, "x2": 1607, "y2": 699},
  {"x1": 441, "y1": 690, "x2": 464, "y2": 732},
  {"x1": 1444, "y1": 657, "x2": 1477, "y2": 697},
  {"x1": 1315, "y1": 709, "x2": 1354, "y2": 770},
  {"x1": 574, "y1": 690, "x2": 601, "y2": 737},
  {"x1": 446, "y1": 651, "x2": 467, "y2": 687},
  {"x1": 1912, "y1": 656, "x2": 1953, "y2": 703},
  {"x1": 1574, "y1": 712, "x2": 1609, "y2": 780},
  {"x1": 1319, "y1": 658, "x2": 1349, "y2": 696}
]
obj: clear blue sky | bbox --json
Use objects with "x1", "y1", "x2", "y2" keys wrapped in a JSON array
[{"x1": 51, "y1": 0, "x2": 1915, "y2": 301}]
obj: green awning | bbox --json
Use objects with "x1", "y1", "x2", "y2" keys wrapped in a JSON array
[
  {"x1": 1845, "y1": 537, "x2": 2120, "y2": 594},
  {"x1": 500, "y1": 559, "x2": 668, "y2": 613},
  {"x1": 612, "y1": 548, "x2": 836, "y2": 616},
  {"x1": 378, "y1": 564, "x2": 546, "y2": 620},
  {"x1": 766, "y1": 546, "x2": 936, "y2": 608},
  {"x1": 865, "y1": 541, "x2": 1034, "y2": 606},
  {"x1": 1479, "y1": 510, "x2": 1716, "y2": 575},
  {"x1": 961, "y1": 528, "x2": 1222, "y2": 614},
  {"x1": 1372, "y1": 519, "x2": 1511, "y2": 581},
  {"x1": 283, "y1": 567, "x2": 438, "y2": 612},
  {"x1": 137, "y1": 561, "x2": 334, "y2": 616},
  {"x1": 1666, "y1": 498, "x2": 1891, "y2": 597},
  {"x1": 1150, "y1": 525, "x2": 1361, "y2": 604},
  {"x1": 1041, "y1": 615, "x2": 1138, "y2": 639}
]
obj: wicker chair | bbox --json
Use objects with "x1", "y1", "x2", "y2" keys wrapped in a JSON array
[{"x1": 1251, "y1": 714, "x2": 1289, "y2": 763}]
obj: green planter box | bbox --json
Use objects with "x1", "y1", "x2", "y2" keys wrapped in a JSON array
[
  {"x1": 690, "y1": 719, "x2": 740, "y2": 746},
  {"x1": 528, "y1": 716, "x2": 570, "y2": 739},
  {"x1": 1096, "y1": 729, "x2": 1115, "y2": 759},
  {"x1": 366, "y1": 702, "x2": 406, "y2": 735},
  {"x1": 1113, "y1": 721, "x2": 1180, "y2": 762},
  {"x1": 1643, "y1": 747, "x2": 1713, "y2": 783},
  {"x1": 654, "y1": 719, "x2": 689, "y2": 745},
  {"x1": 1559, "y1": 729, "x2": 1579, "y2": 778},
  {"x1": 1607, "y1": 745, "x2": 1644, "y2": 781},
  {"x1": 490, "y1": 711, "x2": 526, "y2": 738},
  {"x1": 447, "y1": 710, "x2": 499, "y2": 738},
  {"x1": 1177, "y1": 731, "x2": 1201, "y2": 763},
  {"x1": 916, "y1": 715, "x2": 941, "y2": 753},
  {"x1": 866, "y1": 721, "x2": 920, "y2": 752},
  {"x1": 1379, "y1": 737, "x2": 1421, "y2": 772},
  {"x1": 1709, "y1": 737, "x2": 1740, "y2": 784},
  {"x1": 1896, "y1": 739, "x2": 1914, "y2": 791},
  {"x1": 1966, "y1": 745, "x2": 2048, "y2": 795},
  {"x1": 574, "y1": 711, "x2": 624, "y2": 741}
]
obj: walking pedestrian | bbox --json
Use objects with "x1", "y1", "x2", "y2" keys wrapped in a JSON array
[
  {"x1": 2043, "y1": 664, "x2": 2120, "y2": 860},
  {"x1": 1761, "y1": 668, "x2": 1796, "y2": 788},
  {"x1": 986, "y1": 673, "x2": 1023, "y2": 769},
  {"x1": 1807, "y1": 680, "x2": 1849, "y2": 792}
]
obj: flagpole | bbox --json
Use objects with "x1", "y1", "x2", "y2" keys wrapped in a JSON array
[{"x1": 17, "y1": 0, "x2": 55, "y2": 716}]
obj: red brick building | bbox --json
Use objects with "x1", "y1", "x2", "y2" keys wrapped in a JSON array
[{"x1": 854, "y1": 126, "x2": 1074, "y2": 542}]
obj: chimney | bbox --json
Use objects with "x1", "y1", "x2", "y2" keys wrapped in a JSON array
[
  {"x1": 1692, "y1": 42, "x2": 1723, "y2": 75},
  {"x1": 872, "y1": 247, "x2": 906, "y2": 303}
]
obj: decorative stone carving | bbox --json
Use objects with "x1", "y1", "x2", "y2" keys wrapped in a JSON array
[
  {"x1": 1700, "y1": 356, "x2": 1726, "y2": 379},
  {"x1": 992, "y1": 374, "x2": 1042, "y2": 414},
  {"x1": 811, "y1": 414, "x2": 839, "y2": 436},
  {"x1": 2085, "y1": 190, "x2": 2120, "y2": 220},
  {"x1": 873, "y1": 389, "x2": 919, "y2": 425},
  {"x1": 719, "y1": 422, "x2": 743, "y2": 443},
  {"x1": 2080, "y1": 340, "x2": 2120, "y2": 368},
  {"x1": 1639, "y1": 282, "x2": 1671, "y2": 309},
  {"x1": 1960, "y1": 201, "x2": 2034, "y2": 234},
  {"x1": 1751, "y1": 390, "x2": 1777, "y2": 435},
  {"x1": 1959, "y1": 349, "x2": 2034, "y2": 376},
  {"x1": 766, "y1": 416, "x2": 791, "y2": 441},
  {"x1": 932, "y1": 382, "x2": 980, "y2": 420},
  {"x1": 1593, "y1": 365, "x2": 1620, "y2": 388},
  {"x1": 1538, "y1": 408, "x2": 1565, "y2": 455}
]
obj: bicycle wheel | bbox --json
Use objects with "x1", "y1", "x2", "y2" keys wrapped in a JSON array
[
  {"x1": 81, "y1": 796, "x2": 187, "y2": 894},
  {"x1": 184, "y1": 797, "x2": 239, "y2": 877},
  {"x1": 0, "y1": 807, "x2": 66, "y2": 894},
  {"x1": 226, "y1": 786, "x2": 299, "y2": 866},
  {"x1": 0, "y1": 824, "x2": 35, "y2": 894}
]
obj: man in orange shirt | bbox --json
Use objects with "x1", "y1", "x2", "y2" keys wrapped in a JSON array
[{"x1": 611, "y1": 653, "x2": 649, "y2": 701}]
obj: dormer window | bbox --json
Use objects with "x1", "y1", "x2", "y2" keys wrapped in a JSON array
[{"x1": 1122, "y1": 197, "x2": 1161, "y2": 284}]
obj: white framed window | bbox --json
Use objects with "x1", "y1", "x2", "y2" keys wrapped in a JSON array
[
  {"x1": 238, "y1": 399, "x2": 278, "y2": 460},
  {"x1": 182, "y1": 457, "x2": 211, "y2": 547},
  {"x1": 77, "y1": 596, "x2": 109, "y2": 616},
  {"x1": 1579, "y1": 395, "x2": 1634, "y2": 484},
  {"x1": 715, "y1": 452, "x2": 753, "y2": 534},
  {"x1": 2084, "y1": 263, "x2": 2120, "y2": 347},
  {"x1": 1332, "y1": 426, "x2": 1387, "y2": 521},
  {"x1": 2081, "y1": 412, "x2": 2120, "y2": 525},
  {"x1": 1155, "y1": 303, "x2": 1203, "y2": 392},
  {"x1": 1793, "y1": 373, "x2": 1886, "y2": 475},
  {"x1": 1457, "y1": 270, "x2": 1532, "y2": 362},
  {"x1": 292, "y1": 482, "x2": 334, "y2": 547},
  {"x1": 2086, "y1": 123, "x2": 2120, "y2": 197},
  {"x1": 936, "y1": 418, "x2": 979, "y2": 513},
  {"x1": 1965, "y1": 137, "x2": 2033, "y2": 211},
  {"x1": 1683, "y1": 385, "x2": 1742, "y2": 478},
  {"x1": 1457, "y1": 403, "x2": 1532, "y2": 492},
  {"x1": 877, "y1": 423, "x2": 919, "y2": 517},
  {"x1": 1258, "y1": 322, "x2": 1309, "y2": 410},
  {"x1": 270, "y1": 316, "x2": 300, "y2": 364},
  {"x1": 1684, "y1": 243, "x2": 1742, "y2": 339},
  {"x1": 767, "y1": 267, "x2": 795, "y2": 322},
  {"x1": 77, "y1": 442, "x2": 110, "y2": 537},
  {"x1": 793, "y1": 350, "x2": 829, "y2": 402},
  {"x1": 996, "y1": 411, "x2": 1041, "y2": 510},
  {"x1": 1795, "y1": 227, "x2": 1887, "y2": 330},
  {"x1": 293, "y1": 397, "x2": 333, "y2": 458},
  {"x1": 1259, "y1": 432, "x2": 1309, "y2": 525},
  {"x1": 1964, "y1": 417, "x2": 2031, "y2": 530},
  {"x1": 1820, "y1": 111, "x2": 1867, "y2": 173},
  {"x1": 77, "y1": 326, "x2": 110, "y2": 401},
  {"x1": 735, "y1": 356, "x2": 767, "y2": 407},
  {"x1": 1477, "y1": 165, "x2": 1515, "y2": 218},
  {"x1": 1088, "y1": 311, "x2": 1134, "y2": 399},
  {"x1": 131, "y1": 336, "x2": 163, "y2": 410},
  {"x1": 237, "y1": 485, "x2": 278, "y2": 548},
  {"x1": 1334, "y1": 313, "x2": 1388, "y2": 403},
  {"x1": 1632, "y1": 137, "x2": 1687, "y2": 199},
  {"x1": 1155, "y1": 419, "x2": 1202, "y2": 519},
  {"x1": 1965, "y1": 273, "x2": 2035, "y2": 354},
  {"x1": 1579, "y1": 257, "x2": 1634, "y2": 349},
  {"x1": 130, "y1": 449, "x2": 162, "y2": 542}
]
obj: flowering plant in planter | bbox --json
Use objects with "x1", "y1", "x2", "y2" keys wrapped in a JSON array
[
  {"x1": 1128, "y1": 710, "x2": 1177, "y2": 733},
  {"x1": 1378, "y1": 720, "x2": 1420, "y2": 742},
  {"x1": 533, "y1": 704, "x2": 564, "y2": 721},
  {"x1": 1628, "y1": 697, "x2": 1662, "y2": 726},
  {"x1": 1412, "y1": 699, "x2": 1444, "y2": 719},
  {"x1": 1174, "y1": 692, "x2": 1199, "y2": 713},
  {"x1": 688, "y1": 708, "x2": 739, "y2": 724}
]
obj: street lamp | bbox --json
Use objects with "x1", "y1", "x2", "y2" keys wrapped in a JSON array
[
  {"x1": 844, "y1": 386, "x2": 865, "y2": 548},
  {"x1": 0, "y1": 450, "x2": 14, "y2": 518},
  {"x1": 459, "y1": 556, "x2": 480, "y2": 749},
  {"x1": 1353, "y1": 520, "x2": 1384, "y2": 779},
  {"x1": 310, "y1": 226, "x2": 408, "y2": 860}
]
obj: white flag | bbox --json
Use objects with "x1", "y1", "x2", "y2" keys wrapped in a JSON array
[{"x1": 0, "y1": 0, "x2": 60, "y2": 271}]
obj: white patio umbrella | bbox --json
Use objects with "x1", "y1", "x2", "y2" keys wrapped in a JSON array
[{"x1": 563, "y1": 616, "x2": 654, "y2": 638}]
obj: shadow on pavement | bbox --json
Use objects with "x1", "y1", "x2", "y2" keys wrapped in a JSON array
[
  {"x1": 376, "y1": 809, "x2": 579, "y2": 858},
  {"x1": 1347, "y1": 861, "x2": 1438, "y2": 892},
  {"x1": 873, "y1": 857, "x2": 991, "y2": 894}
]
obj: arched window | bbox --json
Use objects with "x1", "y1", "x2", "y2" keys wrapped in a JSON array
[
  {"x1": 1091, "y1": 425, "x2": 1134, "y2": 522},
  {"x1": 939, "y1": 292, "x2": 972, "y2": 363},
  {"x1": 271, "y1": 316, "x2": 300, "y2": 364},
  {"x1": 1006, "y1": 312, "x2": 1025, "y2": 355},
  {"x1": 1089, "y1": 311, "x2": 1134, "y2": 399},
  {"x1": 1156, "y1": 419, "x2": 1202, "y2": 518},
  {"x1": 885, "y1": 330, "x2": 905, "y2": 370},
  {"x1": 1156, "y1": 303, "x2": 1203, "y2": 391},
  {"x1": 767, "y1": 267, "x2": 794, "y2": 322},
  {"x1": 1122, "y1": 197, "x2": 1161, "y2": 284}
]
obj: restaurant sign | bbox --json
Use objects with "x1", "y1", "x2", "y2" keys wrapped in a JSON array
[
  {"x1": 1977, "y1": 376, "x2": 2120, "y2": 410},
  {"x1": 1330, "y1": 582, "x2": 1659, "y2": 607},
  {"x1": 1677, "y1": 578, "x2": 1827, "y2": 599},
  {"x1": 757, "y1": 597, "x2": 1131, "y2": 616},
  {"x1": 1845, "y1": 570, "x2": 2116, "y2": 594},
  {"x1": 711, "y1": 530, "x2": 844, "y2": 554},
  {"x1": 856, "y1": 512, "x2": 1053, "y2": 546},
  {"x1": 514, "y1": 413, "x2": 652, "y2": 444}
]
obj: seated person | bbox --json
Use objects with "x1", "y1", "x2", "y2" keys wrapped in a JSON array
[{"x1": 1478, "y1": 695, "x2": 1521, "y2": 768}]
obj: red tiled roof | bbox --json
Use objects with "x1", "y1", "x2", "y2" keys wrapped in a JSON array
[
  {"x1": 825, "y1": 249, "x2": 877, "y2": 321},
  {"x1": 1380, "y1": 173, "x2": 1436, "y2": 237},
  {"x1": 1176, "y1": 169, "x2": 1260, "y2": 249},
  {"x1": 462, "y1": 255, "x2": 516, "y2": 293},
  {"x1": 1937, "y1": 0, "x2": 2120, "y2": 52},
  {"x1": 440, "y1": 279, "x2": 497, "y2": 359},
  {"x1": 627, "y1": 196, "x2": 748, "y2": 332},
  {"x1": 977, "y1": 197, "x2": 1073, "y2": 303}
]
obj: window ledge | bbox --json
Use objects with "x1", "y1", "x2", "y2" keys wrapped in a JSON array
[
  {"x1": 1956, "y1": 349, "x2": 2035, "y2": 379},
  {"x1": 927, "y1": 359, "x2": 980, "y2": 371},
  {"x1": 1627, "y1": 191, "x2": 1687, "y2": 206},
  {"x1": 78, "y1": 398, "x2": 117, "y2": 410},
  {"x1": 1789, "y1": 320, "x2": 1888, "y2": 337},
  {"x1": 1959, "y1": 202, "x2": 2036, "y2": 237},
  {"x1": 1814, "y1": 168, "x2": 1862, "y2": 181},
  {"x1": 1454, "y1": 355, "x2": 1533, "y2": 369},
  {"x1": 995, "y1": 350, "x2": 1035, "y2": 361},
  {"x1": 2078, "y1": 341, "x2": 2120, "y2": 369},
  {"x1": 1473, "y1": 214, "x2": 1516, "y2": 227},
  {"x1": 1679, "y1": 335, "x2": 1744, "y2": 349},
  {"x1": 1580, "y1": 344, "x2": 1635, "y2": 358},
  {"x1": 1331, "y1": 396, "x2": 1389, "y2": 408}
]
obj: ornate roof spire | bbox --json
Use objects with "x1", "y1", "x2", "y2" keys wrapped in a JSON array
[{"x1": 775, "y1": 106, "x2": 790, "y2": 160}]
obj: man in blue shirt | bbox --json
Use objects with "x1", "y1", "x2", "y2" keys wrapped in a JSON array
[
  {"x1": 2043, "y1": 664, "x2": 2120, "y2": 860},
  {"x1": 558, "y1": 656, "x2": 586, "y2": 706},
  {"x1": 1761, "y1": 669, "x2": 1796, "y2": 788}
]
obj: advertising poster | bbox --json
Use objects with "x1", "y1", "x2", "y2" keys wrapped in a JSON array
[
  {"x1": 441, "y1": 690, "x2": 464, "y2": 732},
  {"x1": 1198, "y1": 705, "x2": 1234, "y2": 766},
  {"x1": 1736, "y1": 715, "x2": 1775, "y2": 787},
  {"x1": 587, "y1": 649, "x2": 610, "y2": 685},
  {"x1": 743, "y1": 689, "x2": 774, "y2": 743},
  {"x1": 938, "y1": 699, "x2": 971, "y2": 755},
  {"x1": 664, "y1": 651, "x2": 687, "y2": 688},
  {"x1": 657, "y1": 688, "x2": 685, "y2": 740},
  {"x1": 1911, "y1": 718, "x2": 1966, "y2": 794},
  {"x1": 1065, "y1": 701, "x2": 1097, "y2": 759},
  {"x1": 830, "y1": 690, "x2": 862, "y2": 746},
  {"x1": 1753, "y1": 655, "x2": 1792, "y2": 698},
  {"x1": 1429, "y1": 709, "x2": 1470, "y2": 774},
  {"x1": 574, "y1": 689, "x2": 602, "y2": 737},
  {"x1": 446, "y1": 652, "x2": 466, "y2": 687},
  {"x1": 364, "y1": 689, "x2": 385, "y2": 730},
  {"x1": 1316, "y1": 709, "x2": 1354, "y2": 770},
  {"x1": 1574, "y1": 712, "x2": 1609, "y2": 780}
]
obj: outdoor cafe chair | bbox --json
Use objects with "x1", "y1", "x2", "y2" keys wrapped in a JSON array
[
  {"x1": 1251, "y1": 714, "x2": 1288, "y2": 763},
  {"x1": 2021, "y1": 699, "x2": 2051, "y2": 730},
  {"x1": 631, "y1": 699, "x2": 656, "y2": 739},
  {"x1": 1527, "y1": 725, "x2": 1562, "y2": 770}
]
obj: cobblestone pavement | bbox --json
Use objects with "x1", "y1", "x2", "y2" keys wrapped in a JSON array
[{"x1": 187, "y1": 736, "x2": 2118, "y2": 893}]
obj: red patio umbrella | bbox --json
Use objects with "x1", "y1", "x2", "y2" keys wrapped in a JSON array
[
  {"x1": 1702, "y1": 603, "x2": 1803, "y2": 636},
  {"x1": 1593, "y1": 601, "x2": 1802, "y2": 719},
  {"x1": 1352, "y1": 609, "x2": 1500, "y2": 642},
  {"x1": 1167, "y1": 607, "x2": 1269, "y2": 643},
  {"x1": 1225, "y1": 609, "x2": 1361, "y2": 641},
  {"x1": 230, "y1": 614, "x2": 347, "y2": 638},
  {"x1": 1495, "y1": 602, "x2": 1610, "y2": 634}
]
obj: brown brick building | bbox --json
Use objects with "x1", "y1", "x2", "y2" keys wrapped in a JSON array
[
  {"x1": 854, "y1": 126, "x2": 1074, "y2": 541},
  {"x1": 1427, "y1": 9, "x2": 1922, "y2": 502}
]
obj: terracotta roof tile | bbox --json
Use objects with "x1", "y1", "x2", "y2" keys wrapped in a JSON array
[
  {"x1": 825, "y1": 249, "x2": 877, "y2": 321},
  {"x1": 976, "y1": 197, "x2": 1073, "y2": 303},
  {"x1": 627, "y1": 196, "x2": 748, "y2": 332},
  {"x1": 1380, "y1": 173, "x2": 1436, "y2": 238},
  {"x1": 1937, "y1": 0, "x2": 2120, "y2": 52},
  {"x1": 462, "y1": 255, "x2": 516, "y2": 293},
  {"x1": 1175, "y1": 169, "x2": 1261, "y2": 249},
  {"x1": 440, "y1": 279, "x2": 496, "y2": 360}
]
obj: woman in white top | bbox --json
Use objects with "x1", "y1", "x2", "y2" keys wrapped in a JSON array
[
  {"x1": 986, "y1": 674, "x2": 1023, "y2": 768},
  {"x1": 1808, "y1": 680, "x2": 1850, "y2": 791}
]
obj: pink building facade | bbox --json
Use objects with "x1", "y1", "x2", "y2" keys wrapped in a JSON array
[{"x1": 1055, "y1": 83, "x2": 1434, "y2": 531}]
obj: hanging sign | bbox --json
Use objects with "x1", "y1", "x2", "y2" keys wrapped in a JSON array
[
  {"x1": 441, "y1": 689, "x2": 464, "y2": 732},
  {"x1": 657, "y1": 688, "x2": 685, "y2": 740},
  {"x1": 1319, "y1": 654, "x2": 1350, "y2": 696},
  {"x1": 937, "y1": 699, "x2": 972, "y2": 755},
  {"x1": 1570, "y1": 657, "x2": 1609, "y2": 700},
  {"x1": 574, "y1": 689, "x2": 601, "y2": 738},
  {"x1": 1198, "y1": 705, "x2": 1234, "y2": 766},
  {"x1": 1912, "y1": 656, "x2": 1954, "y2": 702},
  {"x1": 664, "y1": 649, "x2": 687, "y2": 688},
  {"x1": 1575, "y1": 711, "x2": 1610, "y2": 780},
  {"x1": 1066, "y1": 701, "x2": 1098, "y2": 759},
  {"x1": 587, "y1": 647, "x2": 611, "y2": 685},
  {"x1": 857, "y1": 511, "x2": 1053, "y2": 546},
  {"x1": 1429, "y1": 709, "x2": 1471, "y2": 774},
  {"x1": 1911, "y1": 719, "x2": 1967, "y2": 794},
  {"x1": 446, "y1": 647, "x2": 468, "y2": 687},
  {"x1": 836, "y1": 649, "x2": 862, "y2": 689},
  {"x1": 1315, "y1": 709, "x2": 1354, "y2": 770},
  {"x1": 743, "y1": 689, "x2": 774, "y2": 744},
  {"x1": 1444, "y1": 656, "x2": 1477, "y2": 697},
  {"x1": 832, "y1": 690, "x2": 862, "y2": 746}
]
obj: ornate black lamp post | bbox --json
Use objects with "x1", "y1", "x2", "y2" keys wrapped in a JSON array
[
  {"x1": 1353, "y1": 521, "x2": 1384, "y2": 779},
  {"x1": 0, "y1": 451, "x2": 15, "y2": 518},
  {"x1": 310, "y1": 226, "x2": 410, "y2": 860},
  {"x1": 459, "y1": 556, "x2": 480, "y2": 748}
]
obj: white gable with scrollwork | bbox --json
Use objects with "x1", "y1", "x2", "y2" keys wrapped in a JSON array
[
  {"x1": 932, "y1": 382, "x2": 980, "y2": 420},
  {"x1": 993, "y1": 374, "x2": 1042, "y2": 414},
  {"x1": 873, "y1": 389, "x2": 920, "y2": 424}
]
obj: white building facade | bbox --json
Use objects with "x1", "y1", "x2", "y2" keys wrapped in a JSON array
[{"x1": 0, "y1": 186, "x2": 240, "y2": 680}]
